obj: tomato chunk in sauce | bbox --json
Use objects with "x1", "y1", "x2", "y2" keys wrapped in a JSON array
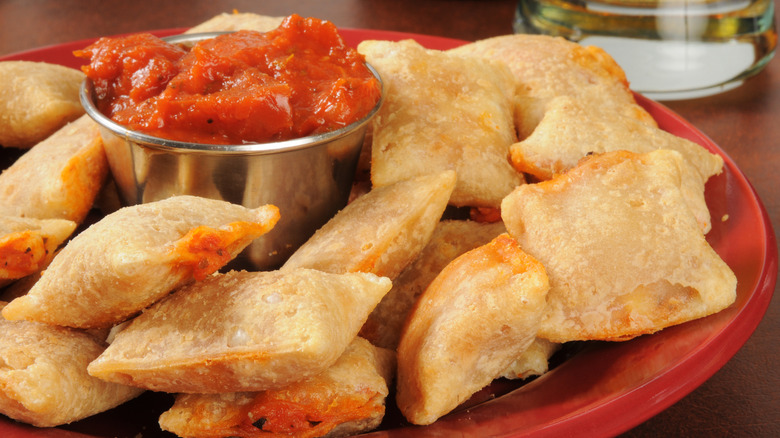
[{"x1": 75, "y1": 15, "x2": 382, "y2": 145}]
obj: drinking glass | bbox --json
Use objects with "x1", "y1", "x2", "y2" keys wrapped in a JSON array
[{"x1": 514, "y1": 0, "x2": 778, "y2": 100}]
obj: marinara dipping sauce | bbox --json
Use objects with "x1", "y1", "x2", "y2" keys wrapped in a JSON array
[{"x1": 75, "y1": 14, "x2": 382, "y2": 145}]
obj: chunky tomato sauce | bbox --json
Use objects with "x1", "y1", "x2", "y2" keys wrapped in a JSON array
[{"x1": 75, "y1": 15, "x2": 381, "y2": 144}]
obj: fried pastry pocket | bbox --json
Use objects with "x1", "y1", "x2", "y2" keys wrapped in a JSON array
[
  {"x1": 0, "y1": 114, "x2": 108, "y2": 224},
  {"x1": 0, "y1": 215, "x2": 75, "y2": 282},
  {"x1": 396, "y1": 234, "x2": 549, "y2": 425},
  {"x1": 282, "y1": 171, "x2": 456, "y2": 279},
  {"x1": 507, "y1": 96, "x2": 723, "y2": 233},
  {"x1": 448, "y1": 34, "x2": 655, "y2": 140},
  {"x1": 510, "y1": 97, "x2": 723, "y2": 233},
  {"x1": 87, "y1": 269, "x2": 392, "y2": 394},
  {"x1": 0, "y1": 303, "x2": 143, "y2": 427},
  {"x1": 185, "y1": 11, "x2": 285, "y2": 33},
  {"x1": 501, "y1": 149, "x2": 737, "y2": 342},
  {"x1": 2, "y1": 196, "x2": 280, "y2": 328},
  {"x1": 360, "y1": 219, "x2": 507, "y2": 349},
  {"x1": 0, "y1": 61, "x2": 85, "y2": 148},
  {"x1": 359, "y1": 39, "x2": 523, "y2": 208},
  {"x1": 508, "y1": 95, "x2": 722, "y2": 176},
  {"x1": 159, "y1": 337, "x2": 395, "y2": 438},
  {"x1": 499, "y1": 338, "x2": 560, "y2": 380}
]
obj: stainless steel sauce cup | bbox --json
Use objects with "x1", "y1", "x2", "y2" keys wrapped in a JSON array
[{"x1": 80, "y1": 33, "x2": 383, "y2": 270}]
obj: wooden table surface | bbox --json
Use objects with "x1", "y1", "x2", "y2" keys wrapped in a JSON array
[{"x1": 1, "y1": 0, "x2": 777, "y2": 437}]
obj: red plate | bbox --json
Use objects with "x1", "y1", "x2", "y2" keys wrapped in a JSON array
[{"x1": 0, "y1": 29, "x2": 776, "y2": 438}]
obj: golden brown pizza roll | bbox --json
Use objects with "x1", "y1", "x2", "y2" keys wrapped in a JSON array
[
  {"x1": 499, "y1": 338, "x2": 560, "y2": 380},
  {"x1": 396, "y1": 234, "x2": 549, "y2": 425},
  {"x1": 2, "y1": 195, "x2": 279, "y2": 328},
  {"x1": 508, "y1": 96, "x2": 723, "y2": 232},
  {"x1": 0, "y1": 303, "x2": 144, "y2": 427},
  {"x1": 360, "y1": 219, "x2": 506, "y2": 349},
  {"x1": 87, "y1": 269, "x2": 392, "y2": 394},
  {"x1": 449, "y1": 34, "x2": 655, "y2": 140},
  {"x1": 0, "y1": 114, "x2": 108, "y2": 224},
  {"x1": 282, "y1": 171, "x2": 456, "y2": 279},
  {"x1": 0, "y1": 215, "x2": 75, "y2": 282},
  {"x1": 158, "y1": 337, "x2": 395, "y2": 438},
  {"x1": 185, "y1": 11, "x2": 285, "y2": 33},
  {"x1": 509, "y1": 96, "x2": 722, "y2": 179},
  {"x1": 501, "y1": 149, "x2": 737, "y2": 342},
  {"x1": 0, "y1": 61, "x2": 85, "y2": 149},
  {"x1": 358, "y1": 39, "x2": 524, "y2": 208}
]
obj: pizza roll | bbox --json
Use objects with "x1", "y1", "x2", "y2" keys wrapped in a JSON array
[
  {"x1": 282, "y1": 171, "x2": 456, "y2": 279},
  {"x1": 508, "y1": 95, "x2": 722, "y2": 179},
  {"x1": 501, "y1": 149, "x2": 737, "y2": 342},
  {"x1": 0, "y1": 303, "x2": 143, "y2": 427},
  {"x1": 449, "y1": 34, "x2": 655, "y2": 140},
  {"x1": 0, "y1": 114, "x2": 109, "y2": 224},
  {"x1": 185, "y1": 11, "x2": 284, "y2": 33},
  {"x1": 0, "y1": 215, "x2": 75, "y2": 283},
  {"x1": 499, "y1": 338, "x2": 560, "y2": 380},
  {"x1": 509, "y1": 96, "x2": 723, "y2": 232},
  {"x1": 359, "y1": 39, "x2": 523, "y2": 208},
  {"x1": 360, "y1": 219, "x2": 506, "y2": 349},
  {"x1": 87, "y1": 269, "x2": 392, "y2": 394},
  {"x1": 396, "y1": 234, "x2": 549, "y2": 425},
  {"x1": 2, "y1": 196, "x2": 280, "y2": 328},
  {"x1": 159, "y1": 337, "x2": 395, "y2": 438},
  {"x1": 0, "y1": 61, "x2": 85, "y2": 149}
]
